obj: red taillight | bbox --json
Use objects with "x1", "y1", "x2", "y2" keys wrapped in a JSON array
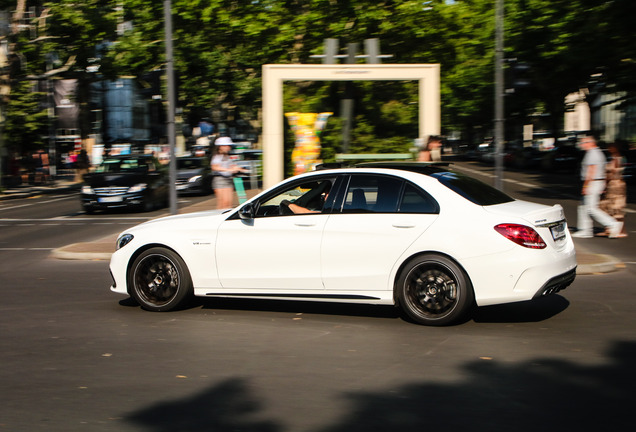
[{"x1": 494, "y1": 223, "x2": 546, "y2": 249}]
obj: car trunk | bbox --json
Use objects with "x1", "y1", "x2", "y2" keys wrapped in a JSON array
[{"x1": 484, "y1": 200, "x2": 569, "y2": 250}]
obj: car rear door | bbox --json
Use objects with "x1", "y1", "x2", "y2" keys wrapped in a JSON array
[{"x1": 321, "y1": 174, "x2": 439, "y2": 292}]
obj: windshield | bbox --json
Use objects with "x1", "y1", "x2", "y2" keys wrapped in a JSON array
[
  {"x1": 96, "y1": 158, "x2": 150, "y2": 174},
  {"x1": 177, "y1": 158, "x2": 204, "y2": 169},
  {"x1": 432, "y1": 171, "x2": 514, "y2": 206}
]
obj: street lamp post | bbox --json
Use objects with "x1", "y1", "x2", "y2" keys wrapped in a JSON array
[
  {"x1": 494, "y1": 0, "x2": 505, "y2": 191},
  {"x1": 164, "y1": 0, "x2": 177, "y2": 214}
]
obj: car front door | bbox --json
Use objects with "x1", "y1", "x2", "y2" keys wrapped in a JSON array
[{"x1": 216, "y1": 177, "x2": 334, "y2": 291}]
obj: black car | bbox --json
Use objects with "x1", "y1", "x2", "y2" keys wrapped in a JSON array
[
  {"x1": 541, "y1": 145, "x2": 582, "y2": 173},
  {"x1": 176, "y1": 156, "x2": 212, "y2": 195},
  {"x1": 81, "y1": 154, "x2": 169, "y2": 213}
]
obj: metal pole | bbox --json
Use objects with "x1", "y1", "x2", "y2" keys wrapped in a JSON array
[
  {"x1": 494, "y1": 0, "x2": 505, "y2": 191},
  {"x1": 341, "y1": 43, "x2": 358, "y2": 153},
  {"x1": 164, "y1": 0, "x2": 177, "y2": 214}
]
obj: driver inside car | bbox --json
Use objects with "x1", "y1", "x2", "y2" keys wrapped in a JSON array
[{"x1": 280, "y1": 181, "x2": 332, "y2": 214}]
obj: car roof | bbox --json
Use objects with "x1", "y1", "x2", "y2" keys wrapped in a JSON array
[{"x1": 315, "y1": 161, "x2": 453, "y2": 177}]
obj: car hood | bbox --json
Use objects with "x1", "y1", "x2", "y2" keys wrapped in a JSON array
[
  {"x1": 134, "y1": 209, "x2": 230, "y2": 230},
  {"x1": 85, "y1": 172, "x2": 150, "y2": 187},
  {"x1": 484, "y1": 200, "x2": 566, "y2": 226}
]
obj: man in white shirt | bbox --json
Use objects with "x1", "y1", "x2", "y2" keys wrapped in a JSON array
[{"x1": 573, "y1": 136, "x2": 623, "y2": 238}]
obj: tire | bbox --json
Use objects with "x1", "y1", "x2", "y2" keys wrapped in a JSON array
[
  {"x1": 128, "y1": 247, "x2": 193, "y2": 312},
  {"x1": 142, "y1": 197, "x2": 154, "y2": 212},
  {"x1": 396, "y1": 254, "x2": 474, "y2": 326}
]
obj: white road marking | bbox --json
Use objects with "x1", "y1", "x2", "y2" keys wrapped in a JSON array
[
  {"x1": 0, "y1": 194, "x2": 78, "y2": 212},
  {"x1": 0, "y1": 217, "x2": 150, "y2": 222},
  {"x1": 0, "y1": 247, "x2": 55, "y2": 251}
]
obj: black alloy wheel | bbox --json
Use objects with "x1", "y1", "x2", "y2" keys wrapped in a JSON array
[
  {"x1": 129, "y1": 247, "x2": 192, "y2": 311},
  {"x1": 397, "y1": 254, "x2": 474, "y2": 326}
]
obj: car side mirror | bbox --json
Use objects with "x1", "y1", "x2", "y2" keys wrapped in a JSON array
[{"x1": 238, "y1": 202, "x2": 255, "y2": 220}]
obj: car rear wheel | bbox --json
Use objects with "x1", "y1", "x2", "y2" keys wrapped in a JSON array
[
  {"x1": 397, "y1": 254, "x2": 474, "y2": 326},
  {"x1": 129, "y1": 247, "x2": 192, "y2": 311}
]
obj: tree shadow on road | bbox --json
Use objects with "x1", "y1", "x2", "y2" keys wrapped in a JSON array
[{"x1": 124, "y1": 340, "x2": 636, "y2": 432}]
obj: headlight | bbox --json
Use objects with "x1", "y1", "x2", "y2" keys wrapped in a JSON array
[
  {"x1": 116, "y1": 234, "x2": 134, "y2": 250},
  {"x1": 128, "y1": 183, "x2": 147, "y2": 193},
  {"x1": 189, "y1": 175, "x2": 202, "y2": 183},
  {"x1": 81, "y1": 185, "x2": 94, "y2": 194}
]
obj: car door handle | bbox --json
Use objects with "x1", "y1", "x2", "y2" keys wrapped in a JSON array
[
  {"x1": 295, "y1": 222, "x2": 316, "y2": 227},
  {"x1": 392, "y1": 222, "x2": 415, "y2": 228}
]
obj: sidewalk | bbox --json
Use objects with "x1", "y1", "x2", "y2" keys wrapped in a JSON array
[
  {"x1": 2, "y1": 180, "x2": 623, "y2": 274},
  {"x1": 0, "y1": 178, "x2": 81, "y2": 200}
]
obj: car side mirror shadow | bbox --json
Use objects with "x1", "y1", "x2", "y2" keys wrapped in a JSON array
[{"x1": 238, "y1": 202, "x2": 255, "y2": 221}]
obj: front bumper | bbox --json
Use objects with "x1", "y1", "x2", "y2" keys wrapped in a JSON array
[{"x1": 82, "y1": 192, "x2": 146, "y2": 210}]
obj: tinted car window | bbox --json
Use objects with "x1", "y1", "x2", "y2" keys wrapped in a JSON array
[
  {"x1": 177, "y1": 158, "x2": 205, "y2": 169},
  {"x1": 341, "y1": 175, "x2": 438, "y2": 214},
  {"x1": 96, "y1": 158, "x2": 151, "y2": 173},
  {"x1": 399, "y1": 183, "x2": 439, "y2": 213},
  {"x1": 432, "y1": 171, "x2": 513, "y2": 205},
  {"x1": 343, "y1": 175, "x2": 401, "y2": 213}
]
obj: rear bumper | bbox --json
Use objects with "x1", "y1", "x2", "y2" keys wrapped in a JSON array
[
  {"x1": 466, "y1": 242, "x2": 577, "y2": 307},
  {"x1": 532, "y1": 267, "x2": 576, "y2": 299}
]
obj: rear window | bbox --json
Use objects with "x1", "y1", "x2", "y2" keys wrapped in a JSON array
[{"x1": 432, "y1": 171, "x2": 514, "y2": 206}]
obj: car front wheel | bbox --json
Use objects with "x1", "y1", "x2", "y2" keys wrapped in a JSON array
[
  {"x1": 396, "y1": 254, "x2": 474, "y2": 326},
  {"x1": 129, "y1": 247, "x2": 192, "y2": 311}
]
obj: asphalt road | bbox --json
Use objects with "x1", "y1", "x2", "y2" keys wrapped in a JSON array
[{"x1": 1, "y1": 164, "x2": 635, "y2": 432}]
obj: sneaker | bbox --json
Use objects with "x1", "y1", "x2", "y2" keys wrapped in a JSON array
[
  {"x1": 572, "y1": 231, "x2": 593, "y2": 239},
  {"x1": 608, "y1": 221, "x2": 624, "y2": 239}
]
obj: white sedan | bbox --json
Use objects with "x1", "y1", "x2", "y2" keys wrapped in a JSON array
[{"x1": 109, "y1": 162, "x2": 577, "y2": 326}]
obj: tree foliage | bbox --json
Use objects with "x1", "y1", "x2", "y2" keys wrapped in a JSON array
[
  {"x1": 3, "y1": 0, "x2": 635, "y2": 156},
  {"x1": 2, "y1": 80, "x2": 48, "y2": 151}
]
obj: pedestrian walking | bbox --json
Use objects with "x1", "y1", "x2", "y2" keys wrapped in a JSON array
[
  {"x1": 74, "y1": 148, "x2": 90, "y2": 183},
  {"x1": 573, "y1": 136, "x2": 623, "y2": 238},
  {"x1": 211, "y1": 136, "x2": 247, "y2": 209},
  {"x1": 599, "y1": 141, "x2": 628, "y2": 237},
  {"x1": 418, "y1": 135, "x2": 443, "y2": 162},
  {"x1": 32, "y1": 149, "x2": 50, "y2": 185}
]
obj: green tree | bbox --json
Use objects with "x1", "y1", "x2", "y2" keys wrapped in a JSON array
[
  {"x1": 5, "y1": 0, "x2": 634, "y2": 166},
  {"x1": 2, "y1": 80, "x2": 49, "y2": 151}
]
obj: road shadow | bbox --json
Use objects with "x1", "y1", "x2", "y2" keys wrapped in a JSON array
[
  {"x1": 197, "y1": 297, "x2": 402, "y2": 321},
  {"x1": 473, "y1": 295, "x2": 570, "y2": 323},
  {"x1": 125, "y1": 378, "x2": 279, "y2": 432},
  {"x1": 124, "y1": 340, "x2": 636, "y2": 432},
  {"x1": 120, "y1": 295, "x2": 568, "y2": 325}
]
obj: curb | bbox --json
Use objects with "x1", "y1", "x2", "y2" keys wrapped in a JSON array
[
  {"x1": 51, "y1": 248, "x2": 113, "y2": 261},
  {"x1": 575, "y1": 253, "x2": 623, "y2": 275}
]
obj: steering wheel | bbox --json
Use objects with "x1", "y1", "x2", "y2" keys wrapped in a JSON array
[{"x1": 279, "y1": 200, "x2": 295, "y2": 215}]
